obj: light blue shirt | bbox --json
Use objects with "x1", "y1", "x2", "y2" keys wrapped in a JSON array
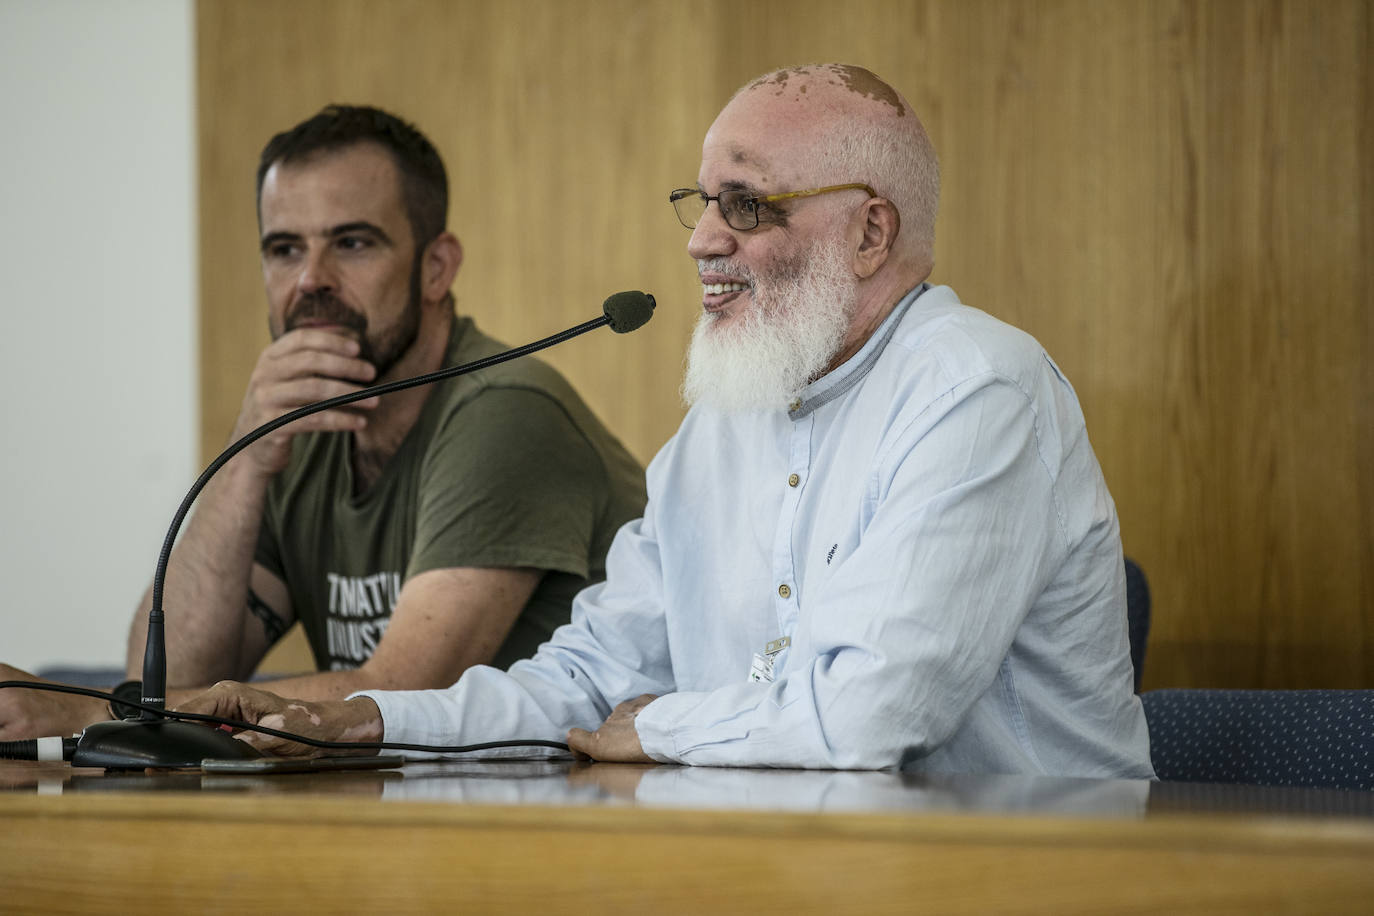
[{"x1": 362, "y1": 285, "x2": 1154, "y2": 776}]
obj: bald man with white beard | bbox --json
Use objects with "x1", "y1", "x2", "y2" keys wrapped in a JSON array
[{"x1": 184, "y1": 65, "x2": 1154, "y2": 777}]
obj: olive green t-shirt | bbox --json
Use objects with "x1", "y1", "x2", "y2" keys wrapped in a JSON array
[{"x1": 254, "y1": 315, "x2": 647, "y2": 672}]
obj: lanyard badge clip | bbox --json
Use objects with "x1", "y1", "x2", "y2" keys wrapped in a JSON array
[{"x1": 747, "y1": 636, "x2": 791, "y2": 683}]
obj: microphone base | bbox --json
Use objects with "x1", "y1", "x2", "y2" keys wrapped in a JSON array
[{"x1": 71, "y1": 717, "x2": 261, "y2": 769}]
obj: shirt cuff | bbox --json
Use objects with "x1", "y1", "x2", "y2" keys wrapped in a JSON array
[{"x1": 633, "y1": 692, "x2": 704, "y2": 764}]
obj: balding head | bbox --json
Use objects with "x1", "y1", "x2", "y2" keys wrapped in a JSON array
[{"x1": 714, "y1": 64, "x2": 939, "y2": 272}]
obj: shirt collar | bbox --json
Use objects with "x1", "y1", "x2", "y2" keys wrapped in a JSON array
[{"x1": 787, "y1": 283, "x2": 930, "y2": 420}]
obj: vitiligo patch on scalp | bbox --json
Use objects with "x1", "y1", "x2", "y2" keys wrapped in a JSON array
[
  {"x1": 750, "y1": 70, "x2": 792, "y2": 94},
  {"x1": 830, "y1": 64, "x2": 905, "y2": 115},
  {"x1": 748, "y1": 64, "x2": 905, "y2": 116}
]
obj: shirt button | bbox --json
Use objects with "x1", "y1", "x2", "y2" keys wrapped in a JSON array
[
  {"x1": 778, "y1": 584, "x2": 791, "y2": 598},
  {"x1": 788, "y1": 473, "x2": 800, "y2": 487},
  {"x1": 789, "y1": 399, "x2": 802, "y2": 412}
]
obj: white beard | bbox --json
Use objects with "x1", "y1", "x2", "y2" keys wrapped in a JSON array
[{"x1": 682, "y1": 241, "x2": 857, "y2": 412}]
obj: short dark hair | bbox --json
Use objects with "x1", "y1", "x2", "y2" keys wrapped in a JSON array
[{"x1": 256, "y1": 104, "x2": 448, "y2": 247}]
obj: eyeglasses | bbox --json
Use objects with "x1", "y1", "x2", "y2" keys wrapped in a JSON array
[{"x1": 668, "y1": 183, "x2": 878, "y2": 231}]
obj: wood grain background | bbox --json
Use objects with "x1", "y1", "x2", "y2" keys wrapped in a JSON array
[{"x1": 197, "y1": 0, "x2": 1371, "y2": 689}]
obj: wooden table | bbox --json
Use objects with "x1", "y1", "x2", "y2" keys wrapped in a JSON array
[{"x1": 2, "y1": 759, "x2": 1372, "y2": 913}]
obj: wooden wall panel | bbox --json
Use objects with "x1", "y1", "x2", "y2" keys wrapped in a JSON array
[
  {"x1": 197, "y1": 0, "x2": 717, "y2": 469},
  {"x1": 198, "y1": 0, "x2": 1371, "y2": 688}
]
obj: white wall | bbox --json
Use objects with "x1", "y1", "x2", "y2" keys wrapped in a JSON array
[{"x1": 0, "y1": 0, "x2": 196, "y2": 674}]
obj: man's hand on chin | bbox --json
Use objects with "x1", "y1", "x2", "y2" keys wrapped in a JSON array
[
  {"x1": 174, "y1": 681, "x2": 383, "y2": 758},
  {"x1": 566, "y1": 694, "x2": 658, "y2": 764}
]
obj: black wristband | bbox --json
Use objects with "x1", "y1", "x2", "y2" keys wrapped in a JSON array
[{"x1": 108, "y1": 680, "x2": 143, "y2": 720}]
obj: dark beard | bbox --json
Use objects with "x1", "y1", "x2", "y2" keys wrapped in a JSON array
[{"x1": 283, "y1": 257, "x2": 424, "y2": 378}]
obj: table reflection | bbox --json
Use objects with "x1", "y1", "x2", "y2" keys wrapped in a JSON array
[{"x1": 3, "y1": 758, "x2": 1370, "y2": 819}]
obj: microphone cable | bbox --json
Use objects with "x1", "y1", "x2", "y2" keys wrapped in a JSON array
[{"x1": 0, "y1": 681, "x2": 571, "y2": 761}]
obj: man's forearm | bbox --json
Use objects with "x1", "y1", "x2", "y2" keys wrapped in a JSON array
[
  {"x1": 226, "y1": 668, "x2": 381, "y2": 704},
  {"x1": 162, "y1": 667, "x2": 395, "y2": 712},
  {"x1": 170, "y1": 683, "x2": 384, "y2": 757},
  {"x1": 127, "y1": 458, "x2": 273, "y2": 685}
]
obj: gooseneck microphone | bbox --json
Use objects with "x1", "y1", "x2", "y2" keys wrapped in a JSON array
[{"x1": 71, "y1": 291, "x2": 655, "y2": 768}]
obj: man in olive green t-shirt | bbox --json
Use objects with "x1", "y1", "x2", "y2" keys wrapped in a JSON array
[
  {"x1": 258, "y1": 312, "x2": 645, "y2": 674},
  {"x1": 0, "y1": 104, "x2": 645, "y2": 741}
]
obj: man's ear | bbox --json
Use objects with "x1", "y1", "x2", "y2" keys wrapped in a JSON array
[
  {"x1": 851, "y1": 198, "x2": 900, "y2": 279},
  {"x1": 420, "y1": 232, "x2": 463, "y2": 302}
]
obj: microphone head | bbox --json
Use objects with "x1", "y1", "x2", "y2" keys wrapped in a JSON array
[{"x1": 603, "y1": 291, "x2": 656, "y2": 333}]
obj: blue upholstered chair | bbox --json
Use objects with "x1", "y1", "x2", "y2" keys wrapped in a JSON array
[
  {"x1": 1141, "y1": 688, "x2": 1374, "y2": 791},
  {"x1": 1123, "y1": 557, "x2": 1150, "y2": 692}
]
